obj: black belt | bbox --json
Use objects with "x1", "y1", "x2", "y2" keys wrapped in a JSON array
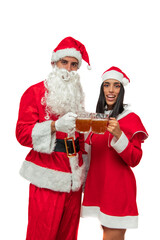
[{"x1": 54, "y1": 138, "x2": 80, "y2": 154}]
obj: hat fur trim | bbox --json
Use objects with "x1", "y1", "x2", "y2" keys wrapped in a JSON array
[
  {"x1": 102, "y1": 70, "x2": 129, "y2": 86},
  {"x1": 51, "y1": 48, "x2": 82, "y2": 67}
]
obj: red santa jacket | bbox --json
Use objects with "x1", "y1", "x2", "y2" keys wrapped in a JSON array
[{"x1": 16, "y1": 81, "x2": 87, "y2": 192}]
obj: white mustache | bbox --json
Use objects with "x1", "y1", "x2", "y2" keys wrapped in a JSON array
[
  {"x1": 58, "y1": 69, "x2": 78, "y2": 82},
  {"x1": 53, "y1": 66, "x2": 79, "y2": 82}
]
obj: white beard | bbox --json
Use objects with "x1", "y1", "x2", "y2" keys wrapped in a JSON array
[{"x1": 43, "y1": 66, "x2": 85, "y2": 118}]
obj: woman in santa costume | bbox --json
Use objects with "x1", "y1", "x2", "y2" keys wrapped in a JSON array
[
  {"x1": 81, "y1": 66, "x2": 148, "y2": 240},
  {"x1": 16, "y1": 37, "x2": 91, "y2": 240}
]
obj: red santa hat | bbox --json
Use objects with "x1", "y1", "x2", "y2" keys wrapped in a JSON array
[
  {"x1": 101, "y1": 66, "x2": 130, "y2": 86},
  {"x1": 51, "y1": 36, "x2": 91, "y2": 69}
]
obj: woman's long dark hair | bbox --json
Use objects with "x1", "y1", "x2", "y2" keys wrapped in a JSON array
[{"x1": 96, "y1": 82, "x2": 125, "y2": 118}]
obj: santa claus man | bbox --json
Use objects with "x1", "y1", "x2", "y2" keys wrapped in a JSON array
[{"x1": 16, "y1": 36, "x2": 91, "y2": 240}]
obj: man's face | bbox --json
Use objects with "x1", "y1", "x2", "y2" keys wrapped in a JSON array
[{"x1": 56, "y1": 56, "x2": 79, "y2": 72}]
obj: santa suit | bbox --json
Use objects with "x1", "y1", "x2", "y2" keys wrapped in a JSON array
[
  {"x1": 81, "y1": 109, "x2": 148, "y2": 229},
  {"x1": 16, "y1": 81, "x2": 87, "y2": 240}
]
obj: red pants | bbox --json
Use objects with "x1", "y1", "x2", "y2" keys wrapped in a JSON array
[{"x1": 26, "y1": 184, "x2": 82, "y2": 240}]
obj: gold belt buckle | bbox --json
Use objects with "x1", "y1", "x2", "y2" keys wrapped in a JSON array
[{"x1": 64, "y1": 137, "x2": 77, "y2": 158}]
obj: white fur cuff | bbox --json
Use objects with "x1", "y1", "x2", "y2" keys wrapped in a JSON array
[
  {"x1": 111, "y1": 132, "x2": 129, "y2": 153},
  {"x1": 32, "y1": 121, "x2": 56, "y2": 154}
]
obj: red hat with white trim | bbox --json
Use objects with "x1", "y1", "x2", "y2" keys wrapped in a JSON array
[
  {"x1": 101, "y1": 66, "x2": 130, "y2": 86},
  {"x1": 51, "y1": 36, "x2": 91, "y2": 70}
]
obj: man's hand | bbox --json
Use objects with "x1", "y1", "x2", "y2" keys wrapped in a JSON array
[
  {"x1": 107, "y1": 117, "x2": 122, "y2": 139},
  {"x1": 54, "y1": 112, "x2": 77, "y2": 133}
]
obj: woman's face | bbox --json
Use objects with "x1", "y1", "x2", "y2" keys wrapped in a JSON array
[{"x1": 103, "y1": 79, "x2": 121, "y2": 110}]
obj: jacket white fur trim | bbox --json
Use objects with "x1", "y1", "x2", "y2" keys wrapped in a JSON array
[
  {"x1": 32, "y1": 120, "x2": 56, "y2": 154},
  {"x1": 69, "y1": 156, "x2": 86, "y2": 191},
  {"x1": 81, "y1": 206, "x2": 138, "y2": 229},
  {"x1": 20, "y1": 160, "x2": 86, "y2": 192}
]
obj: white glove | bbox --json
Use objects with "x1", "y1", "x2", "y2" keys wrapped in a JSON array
[{"x1": 55, "y1": 112, "x2": 77, "y2": 133}]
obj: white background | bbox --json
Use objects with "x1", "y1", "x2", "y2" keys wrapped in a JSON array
[{"x1": 0, "y1": 0, "x2": 159, "y2": 239}]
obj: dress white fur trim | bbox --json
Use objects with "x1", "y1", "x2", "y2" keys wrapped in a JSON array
[
  {"x1": 20, "y1": 160, "x2": 86, "y2": 192},
  {"x1": 32, "y1": 121, "x2": 56, "y2": 154},
  {"x1": 111, "y1": 132, "x2": 129, "y2": 153},
  {"x1": 51, "y1": 48, "x2": 82, "y2": 67},
  {"x1": 131, "y1": 131, "x2": 148, "y2": 141},
  {"x1": 105, "y1": 107, "x2": 132, "y2": 120},
  {"x1": 81, "y1": 206, "x2": 138, "y2": 229},
  {"x1": 116, "y1": 107, "x2": 132, "y2": 120}
]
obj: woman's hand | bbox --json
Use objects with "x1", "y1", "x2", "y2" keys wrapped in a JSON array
[{"x1": 107, "y1": 117, "x2": 122, "y2": 139}]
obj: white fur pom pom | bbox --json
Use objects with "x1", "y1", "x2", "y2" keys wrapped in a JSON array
[
  {"x1": 87, "y1": 65, "x2": 91, "y2": 70},
  {"x1": 122, "y1": 77, "x2": 129, "y2": 86}
]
